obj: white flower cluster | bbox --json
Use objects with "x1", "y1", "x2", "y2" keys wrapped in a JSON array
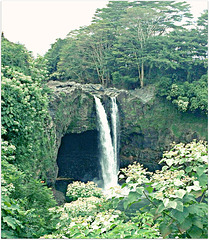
[
  {"x1": 66, "y1": 181, "x2": 102, "y2": 200},
  {"x1": 119, "y1": 162, "x2": 152, "y2": 190},
  {"x1": 69, "y1": 209, "x2": 122, "y2": 233},
  {"x1": 64, "y1": 196, "x2": 104, "y2": 217},
  {"x1": 151, "y1": 169, "x2": 195, "y2": 199},
  {"x1": 161, "y1": 140, "x2": 208, "y2": 166}
]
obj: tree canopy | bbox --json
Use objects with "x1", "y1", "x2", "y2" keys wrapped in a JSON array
[{"x1": 44, "y1": 2, "x2": 207, "y2": 114}]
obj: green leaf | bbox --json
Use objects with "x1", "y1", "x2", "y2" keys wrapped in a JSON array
[
  {"x1": 123, "y1": 191, "x2": 142, "y2": 209},
  {"x1": 192, "y1": 216, "x2": 203, "y2": 229},
  {"x1": 171, "y1": 207, "x2": 189, "y2": 224},
  {"x1": 3, "y1": 216, "x2": 17, "y2": 230},
  {"x1": 196, "y1": 166, "x2": 206, "y2": 176},
  {"x1": 121, "y1": 183, "x2": 127, "y2": 188},
  {"x1": 187, "y1": 203, "x2": 208, "y2": 217},
  {"x1": 158, "y1": 203, "x2": 165, "y2": 213},
  {"x1": 4, "y1": 201, "x2": 11, "y2": 207},
  {"x1": 198, "y1": 173, "x2": 208, "y2": 186},
  {"x1": 123, "y1": 201, "x2": 132, "y2": 210},
  {"x1": 187, "y1": 225, "x2": 203, "y2": 238},
  {"x1": 159, "y1": 223, "x2": 172, "y2": 238},
  {"x1": 182, "y1": 193, "x2": 195, "y2": 204},
  {"x1": 163, "y1": 198, "x2": 170, "y2": 207},
  {"x1": 174, "y1": 189, "x2": 186, "y2": 199},
  {"x1": 179, "y1": 217, "x2": 193, "y2": 232},
  {"x1": 175, "y1": 201, "x2": 183, "y2": 212},
  {"x1": 168, "y1": 200, "x2": 177, "y2": 209},
  {"x1": 129, "y1": 191, "x2": 142, "y2": 202},
  {"x1": 146, "y1": 186, "x2": 154, "y2": 193},
  {"x1": 185, "y1": 166, "x2": 193, "y2": 173}
]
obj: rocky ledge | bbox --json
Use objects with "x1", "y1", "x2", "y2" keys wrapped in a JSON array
[{"x1": 47, "y1": 80, "x2": 207, "y2": 186}]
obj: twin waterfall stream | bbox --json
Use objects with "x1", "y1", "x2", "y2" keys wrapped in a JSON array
[{"x1": 94, "y1": 96, "x2": 119, "y2": 190}]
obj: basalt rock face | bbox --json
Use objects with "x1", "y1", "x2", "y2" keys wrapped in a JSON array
[{"x1": 47, "y1": 81, "x2": 207, "y2": 185}]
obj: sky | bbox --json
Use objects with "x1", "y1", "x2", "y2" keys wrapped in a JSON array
[{"x1": 1, "y1": 0, "x2": 208, "y2": 57}]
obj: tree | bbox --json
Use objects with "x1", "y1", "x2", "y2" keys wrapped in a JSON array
[
  {"x1": 58, "y1": 21, "x2": 116, "y2": 86},
  {"x1": 117, "y1": 7, "x2": 167, "y2": 87},
  {"x1": 113, "y1": 1, "x2": 193, "y2": 88},
  {"x1": 83, "y1": 21, "x2": 114, "y2": 86},
  {"x1": 155, "y1": 10, "x2": 207, "y2": 84},
  {"x1": 57, "y1": 28, "x2": 99, "y2": 83},
  {"x1": 1, "y1": 35, "x2": 32, "y2": 76},
  {"x1": 44, "y1": 38, "x2": 67, "y2": 80},
  {"x1": 57, "y1": 1, "x2": 129, "y2": 85},
  {"x1": 45, "y1": 0, "x2": 207, "y2": 100}
]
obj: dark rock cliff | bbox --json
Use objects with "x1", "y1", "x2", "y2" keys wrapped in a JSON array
[{"x1": 47, "y1": 81, "x2": 207, "y2": 186}]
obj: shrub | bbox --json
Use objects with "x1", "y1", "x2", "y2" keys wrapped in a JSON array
[
  {"x1": 43, "y1": 204, "x2": 160, "y2": 239},
  {"x1": 43, "y1": 180, "x2": 160, "y2": 239},
  {"x1": 1, "y1": 135, "x2": 59, "y2": 238},
  {"x1": 66, "y1": 181, "x2": 103, "y2": 202},
  {"x1": 63, "y1": 196, "x2": 105, "y2": 217},
  {"x1": 159, "y1": 75, "x2": 208, "y2": 114},
  {"x1": 1, "y1": 66, "x2": 56, "y2": 179},
  {"x1": 117, "y1": 140, "x2": 208, "y2": 238},
  {"x1": 40, "y1": 141, "x2": 208, "y2": 239},
  {"x1": 1, "y1": 157, "x2": 59, "y2": 238},
  {"x1": 1, "y1": 35, "x2": 32, "y2": 76}
]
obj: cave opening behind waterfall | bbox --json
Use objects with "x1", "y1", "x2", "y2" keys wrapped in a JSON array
[{"x1": 55, "y1": 130, "x2": 101, "y2": 194}]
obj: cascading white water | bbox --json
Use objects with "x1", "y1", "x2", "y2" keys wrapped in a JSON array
[
  {"x1": 94, "y1": 96, "x2": 118, "y2": 190},
  {"x1": 111, "y1": 97, "x2": 119, "y2": 173}
]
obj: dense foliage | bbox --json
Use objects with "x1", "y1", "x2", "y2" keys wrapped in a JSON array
[
  {"x1": 118, "y1": 140, "x2": 208, "y2": 238},
  {"x1": 1, "y1": 66, "x2": 56, "y2": 178},
  {"x1": 44, "y1": 1, "x2": 207, "y2": 114},
  {"x1": 158, "y1": 74, "x2": 208, "y2": 114},
  {"x1": 1, "y1": 1, "x2": 208, "y2": 239},
  {"x1": 1, "y1": 154, "x2": 59, "y2": 238},
  {"x1": 66, "y1": 181, "x2": 103, "y2": 201},
  {"x1": 41, "y1": 140, "x2": 207, "y2": 238},
  {"x1": 42, "y1": 181, "x2": 160, "y2": 238},
  {"x1": 1, "y1": 34, "x2": 32, "y2": 76},
  {"x1": 1, "y1": 36, "x2": 58, "y2": 238}
]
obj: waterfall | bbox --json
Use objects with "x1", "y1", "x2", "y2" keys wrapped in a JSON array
[
  {"x1": 94, "y1": 96, "x2": 118, "y2": 190},
  {"x1": 111, "y1": 97, "x2": 119, "y2": 174}
]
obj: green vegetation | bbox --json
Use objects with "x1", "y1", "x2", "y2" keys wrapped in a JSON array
[
  {"x1": 45, "y1": 1, "x2": 207, "y2": 114},
  {"x1": 66, "y1": 181, "x2": 103, "y2": 202},
  {"x1": 1, "y1": 35, "x2": 32, "y2": 76},
  {"x1": 1, "y1": 1, "x2": 208, "y2": 239},
  {"x1": 1, "y1": 36, "x2": 58, "y2": 238},
  {"x1": 2, "y1": 66, "x2": 56, "y2": 176},
  {"x1": 1, "y1": 155, "x2": 59, "y2": 238},
  {"x1": 41, "y1": 141, "x2": 208, "y2": 239},
  {"x1": 158, "y1": 74, "x2": 208, "y2": 114}
]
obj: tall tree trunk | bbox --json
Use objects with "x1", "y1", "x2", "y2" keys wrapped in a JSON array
[
  {"x1": 148, "y1": 64, "x2": 152, "y2": 80},
  {"x1": 140, "y1": 62, "x2": 144, "y2": 88},
  {"x1": 137, "y1": 62, "x2": 141, "y2": 88}
]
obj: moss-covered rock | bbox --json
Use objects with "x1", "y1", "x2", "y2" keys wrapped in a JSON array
[{"x1": 118, "y1": 92, "x2": 207, "y2": 171}]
